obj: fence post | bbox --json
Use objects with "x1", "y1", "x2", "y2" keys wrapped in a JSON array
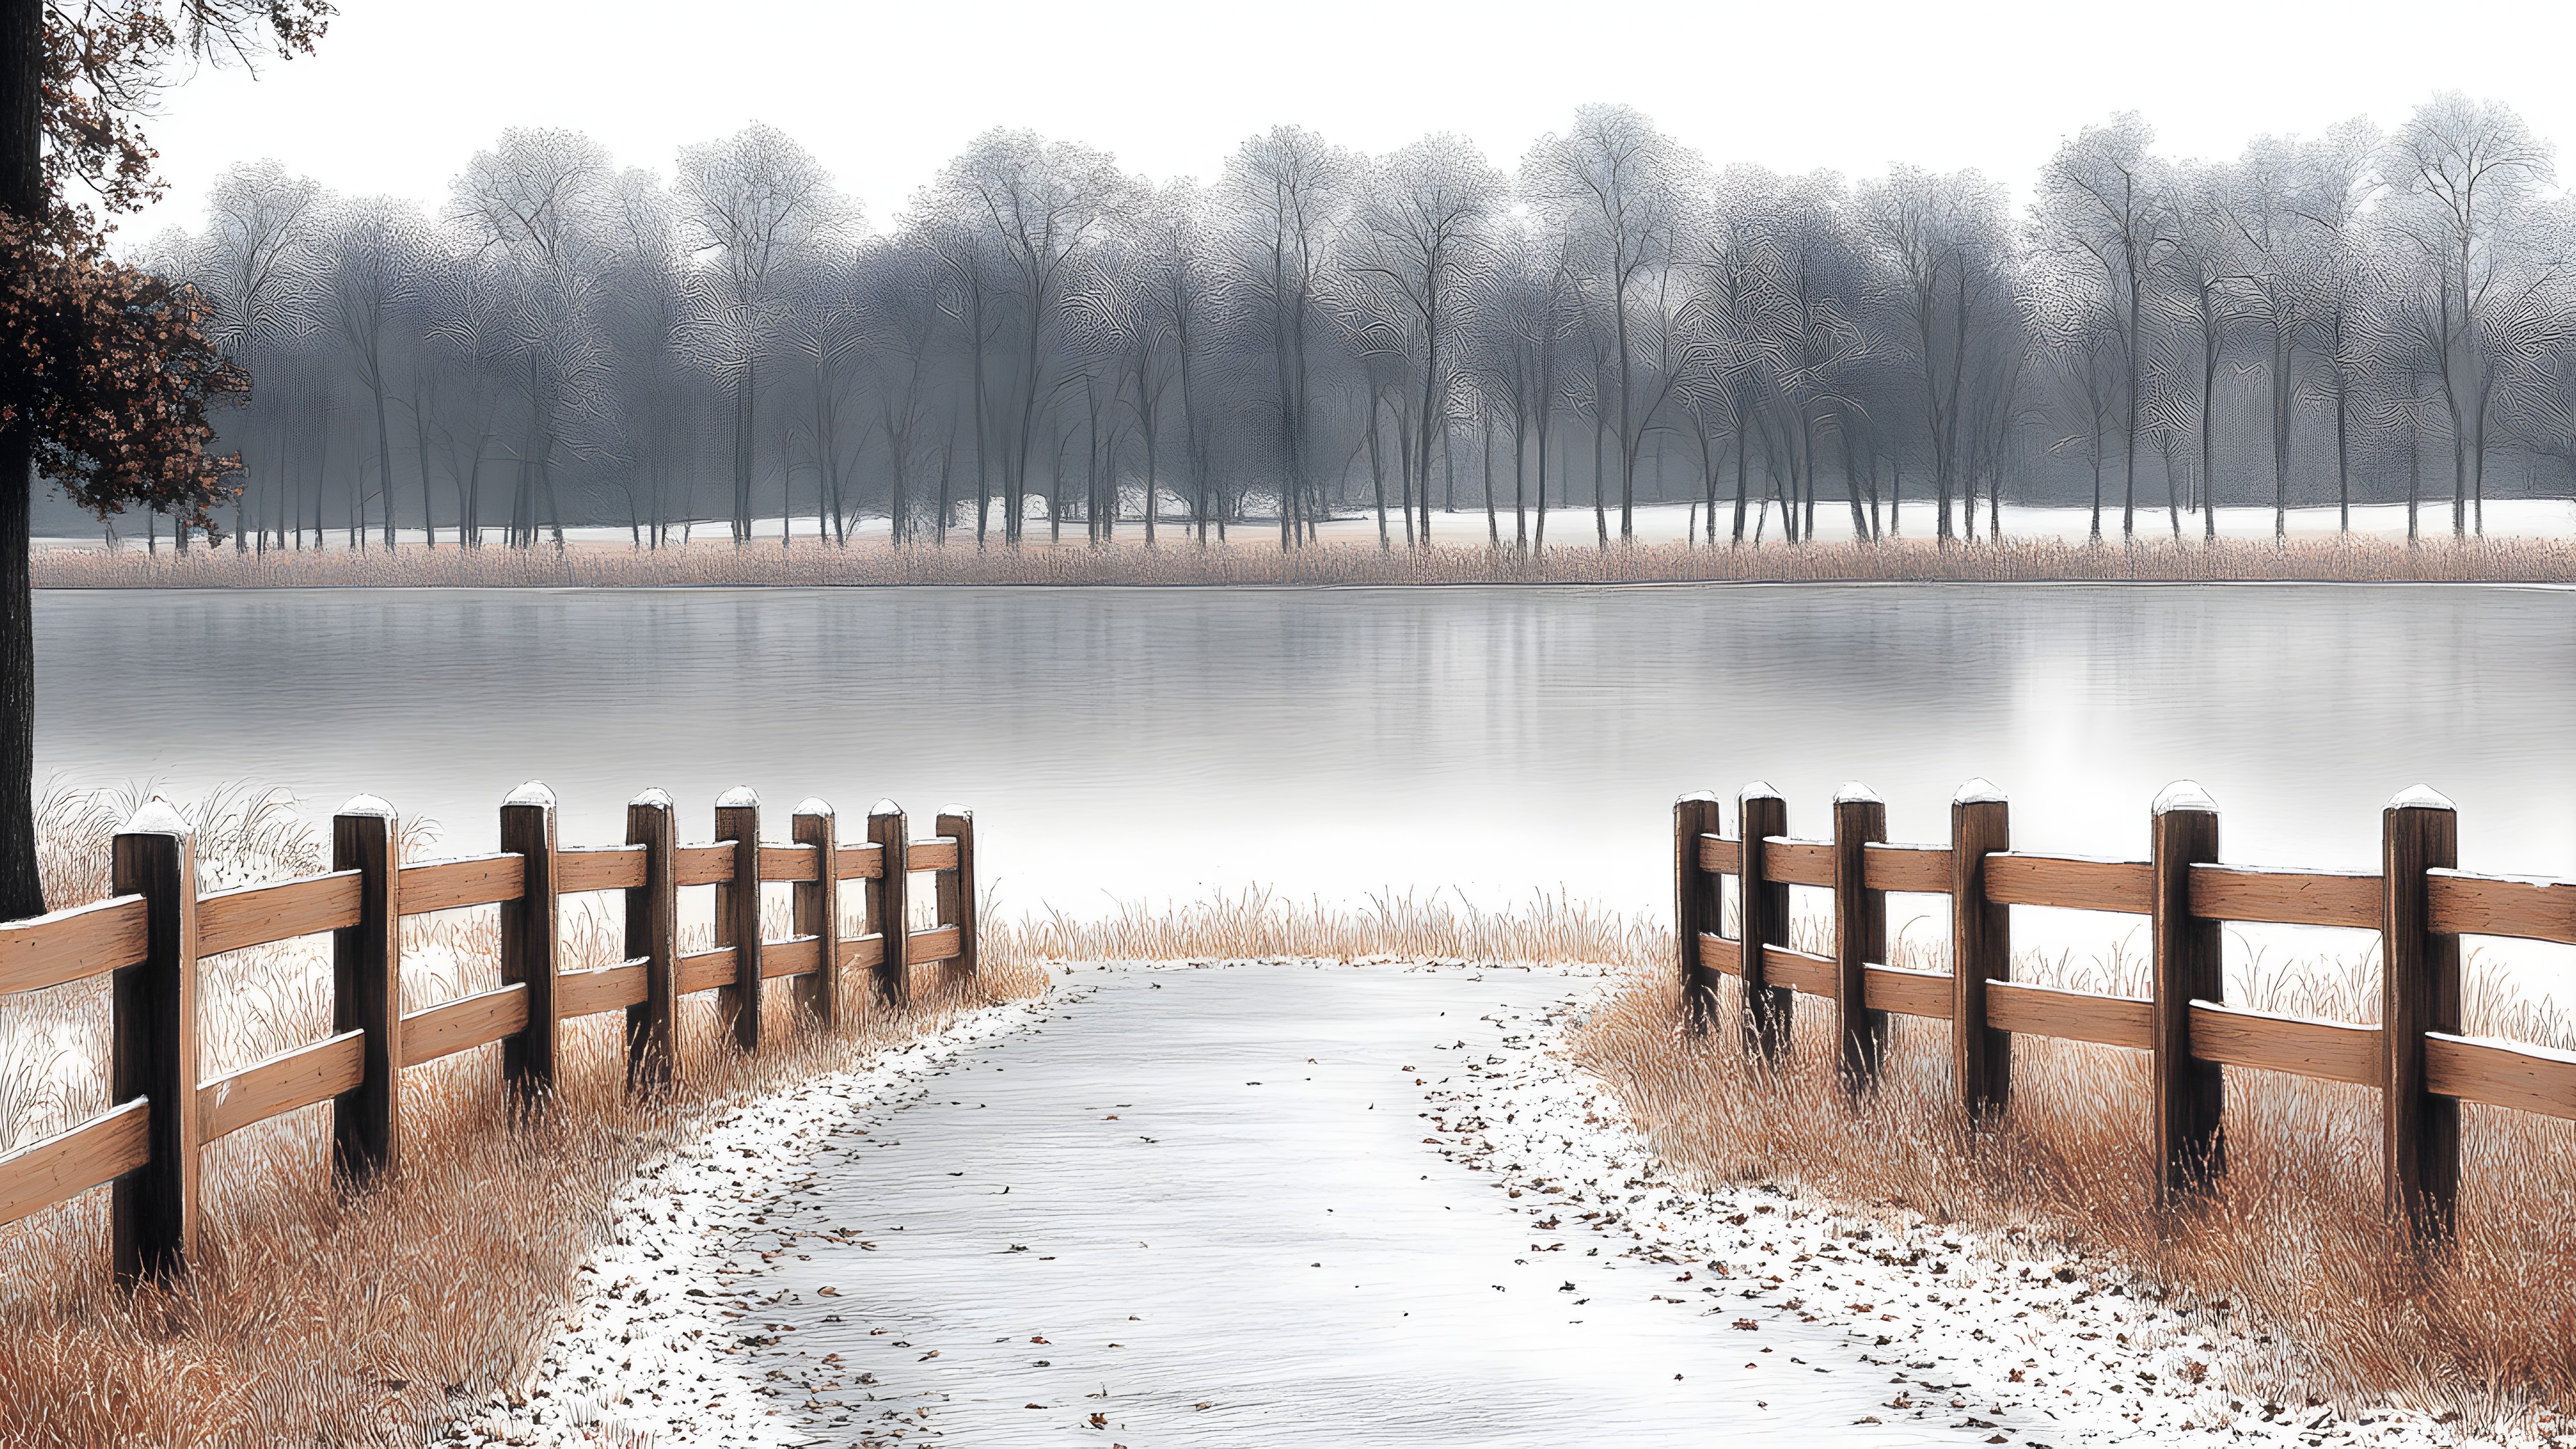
[
  {"x1": 935, "y1": 806, "x2": 979, "y2": 985},
  {"x1": 331, "y1": 797, "x2": 402, "y2": 1186},
  {"x1": 500, "y1": 782, "x2": 560, "y2": 1106},
  {"x1": 626, "y1": 788, "x2": 679, "y2": 1092},
  {"x1": 792, "y1": 799, "x2": 841, "y2": 1027},
  {"x1": 714, "y1": 788, "x2": 764, "y2": 1053},
  {"x1": 109, "y1": 801, "x2": 198, "y2": 1285},
  {"x1": 1674, "y1": 791, "x2": 1724, "y2": 1035},
  {"x1": 868, "y1": 800, "x2": 910, "y2": 1010},
  {"x1": 1736, "y1": 783, "x2": 1788, "y2": 1062},
  {"x1": 1950, "y1": 779, "x2": 2010, "y2": 1124},
  {"x1": 2382, "y1": 785, "x2": 2460, "y2": 1249},
  {"x1": 2150, "y1": 780, "x2": 2224, "y2": 1205},
  {"x1": 1832, "y1": 782, "x2": 1888, "y2": 1095}
]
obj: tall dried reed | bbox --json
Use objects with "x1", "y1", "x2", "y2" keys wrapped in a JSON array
[
  {"x1": 0, "y1": 788, "x2": 1043, "y2": 1448},
  {"x1": 36, "y1": 534, "x2": 2576, "y2": 589},
  {"x1": 1570, "y1": 918, "x2": 2576, "y2": 1430}
]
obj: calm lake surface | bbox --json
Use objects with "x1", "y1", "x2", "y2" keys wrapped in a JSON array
[{"x1": 34, "y1": 584, "x2": 2576, "y2": 938}]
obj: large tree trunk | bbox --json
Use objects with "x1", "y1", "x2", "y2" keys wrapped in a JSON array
[{"x1": 0, "y1": 0, "x2": 43, "y2": 914}]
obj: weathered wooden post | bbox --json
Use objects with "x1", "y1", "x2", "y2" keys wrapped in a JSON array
[
  {"x1": 1832, "y1": 783, "x2": 1889, "y2": 1095},
  {"x1": 935, "y1": 806, "x2": 978, "y2": 985},
  {"x1": 109, "y1": 800, "x2": 198, "y2": 1285},
  {"x1": 2381, "y1": 785, "x2": 2460, "y2": 1249},
  {"x1": 625, "y1": 788, "x2": 679, "y2": 1092},
  {"x1": 867, "y1": 800, "x2": 910, "y2": 1010},
  {"x1": 2150, "y1": 780, "x2": 2224, "y2": 1204},
  {"x1": 792, "y1": 799, "x2": 842, "y2": 1026},
  {"x1": 1737, "y1": 783, "x2": 1789, "y2": 1062},
  {"x1": 1674, "y1": 791, "x2": 1725, "y2": 1035},
  {"x1": 1949, "y1": 779, "x2": 2011, "y2": 1124},
  {"x1": 714, "y1": 788, "x2": 764, "y2": 1053},
  {"x1": 332, "y1": 796, "x2": 402, "y2": 1185},
  {"x1": 500, "y1": 782, "x2": 561, "y2": 1106}
]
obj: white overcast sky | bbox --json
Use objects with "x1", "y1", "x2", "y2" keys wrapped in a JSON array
[{"x1": 115, "y1": 0, "x2": 2576, "y2": 241}]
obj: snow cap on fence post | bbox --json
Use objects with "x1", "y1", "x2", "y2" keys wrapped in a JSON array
[
  {"x1": 117, "y1": 794, "x2": 193, "y2": 839},
  {"x1": 504, "y1": 780, "x2": 557, "y2": 809},
  {"x1": 1953, "y1": 777, "x2": 2006, "y2": 806},
  {"x1": 716, "y1": 784, "x2": 761, "y2": 810},
  {"x1": 1833, "y1": 781, "x2": 1882, "y2": 806}
]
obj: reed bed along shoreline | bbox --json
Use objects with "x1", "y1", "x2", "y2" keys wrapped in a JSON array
[
  {"x1": 0, "y1": 786, "x2": 1043, "y2": 1449},
  {"x1": 35, "y1": 533, "x2": 2576, "y2": 589}
]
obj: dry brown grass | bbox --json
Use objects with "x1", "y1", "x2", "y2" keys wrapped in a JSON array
[
  {"x1": 0, "y1": 788, "x2": 1044, "y2": 1448},
  {"x1": 36, "y1": 534, "x2": 2576, "y2": 588},
  {"x1": 1570, "y1": 920, "x2": 2576, "y2": 1429}
]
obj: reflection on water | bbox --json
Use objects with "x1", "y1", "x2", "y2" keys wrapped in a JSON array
[{"x1": 37, "y1": 584, "x2": 2576, "y2": 938}]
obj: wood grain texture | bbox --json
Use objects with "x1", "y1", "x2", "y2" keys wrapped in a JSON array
[
  {"x1": 2187, "y1": 866, "x2": 2379, "y2": 929},
  {"x1": 713, "y1": 800, "x2": 762, "y2": 1053},
  {"x1": 400, "y1": 984, "x2": 532, "y2": 1068},
  {"x1": 1760, "y1": 945, "x2": 1837, "y2": 998},
  {"x1": 1833, "y1": 793, "x2": 1889, "y2": 1092},
  {"x1": 755, "y1": 845, "x2": 818, "y2": 882},
  {"x1": 1951, "y1": 794, "x2": 2012, "y2": 1120},
  {"x1": 331, "y1": 809, "x2": 402, "y2": 1184},
  {"x1": 2151, "y1": 799, "x2": 2224, "y2": 1204},
  {"x1": 792, "y1": 806, "x2": 842, "y2": 1024},
  {"x1": 761, "y1": 935, "x2": 822, "y2": 979},
  {"x1": 556, "y1": 847, "x2": 647, "y2": 894},
  {"x1": 909, "y1": 839, "x2": 961, "y2": 873},
  {"x1": 498, "y1": 799, "x2": 558, "y2": 1102},
  {"x1": 1697, "y1": 834, "x2": 1739, "y2": 876},
  {"x1": 674, "y1": 844, "x2": 735, "y2": 888},
  {"x1": 2426, "y1": 870, "x2": 2576, "y2": 945},
  {"x1": 111, "y1": 826, "x2": 197, "y2": 1283},
  {"x1": 397, "y1": 854, "x2": 525, "y2": 914},
  {"x1": 1861, "y1": 844, "x2": 1951, "y2": 894},
  {"x1": 1697, "y1": 932, "x2": 1739, "y2": 974},
  {"x1": 676, "y1": 948, "x2": 739, "y2": 997},
  {"x1": 557, "y1": 961, "x2": 648, "y2": 1019},
  {"x1": 2424, "y1": 1032, "x2": 2576, "y2": 1120},
  {"x1": 1986, "y1": 979, "x2": 2153, "y2": 1050},
  {"x1": 2383, "y1": 798, "x2": 2461, "y2": 1245},
  {"x1": 936, "y1": 810, "x2": 979, "y2": 984},
  {"x1": 1676, "y1": 798, "x2": 1725, "y2": 1035},
  {"x1": 0, "y1": 894, "x2": 148, "y2": 997},
  {"x1": 868, "y1": 807, "x2": 910, "y2": 1010},
  {"x1": 835, "y1": 841, "x2": 885, "y2": 881},
  {"x1": 1738, "y1": 789, "x2": 1790, "y2": 1061},
  {"x1": 1983, "y1": 853, "x2": 2152, "y2": 913},
  {"x1": 843, "y1": 934, "x2": 885, "y2": 971},
  {"x1": 2188, "y1": 1002, "x2": 2381, "y2": 1086},
  {"x1": 200, "y1": 1031, "x2": 364, "y2": 1141},
  {"x1": 0, "y1": 1098, "x2": 150, "y2": 1230},
  {"x1": 197, "y1": 870, "x2": 361, "y2": 957},
  {"x1": 1863, "y1": 965, "x2": 1954, "y2": 1020},
  {"x1": 1760, "y1": 838, "x2": 1835, "y2": 888},
  {"x1": 625, "y1": 796, "x2": 680, "y2": 1093},
  {"x1": 906, "y1": 925, "x2": 963, "y2": 965}
]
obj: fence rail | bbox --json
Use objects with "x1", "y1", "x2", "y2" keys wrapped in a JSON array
[
  {"x1": 0, "y1": 783, "x2": 979, "y2": 1286},
  {"x1": 1676, "y1": 777, "x2": 2576, "y2": 1250}
]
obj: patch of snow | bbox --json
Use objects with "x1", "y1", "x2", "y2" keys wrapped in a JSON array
[
  {"x1": 791, "y1": 798, "x2": 834, "y2": 820},
  {"x1": 504, "y1": 780, "x2": 557, "y2": 809},
  {"x1": 630, "y1": 788, "x2": 674, "y2": 810},
  {"x1": 715, "y1": 786, "x2": 761, "y2": 810},
  {"x1": 2389, "y1": 784, "x2": 2456, "y2": 812},
  {"x1": 118, "y1": 796, "x2": 191, "y2": 837},
  {"x1": 2153, "y1": 780, "x2": 2218, "y2": 816},
  {"x1": 335, "y1": 793, "x2": 396, "y2": 820},
  {"x1": 1833, "y1": 780, "x2": 1884, "y2": 806},
  {"x1": 1953, "y1": 777, "x2": 2008, "y2": 805}
]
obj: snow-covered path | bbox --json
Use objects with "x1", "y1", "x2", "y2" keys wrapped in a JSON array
[{"x1": 448, "y1": 962, "x2": 2469, "y2": 1448}]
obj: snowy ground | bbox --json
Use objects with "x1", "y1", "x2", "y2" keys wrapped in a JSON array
[{"x1": 438, "y1": 962, "x2": 2510, "y2": 1448}]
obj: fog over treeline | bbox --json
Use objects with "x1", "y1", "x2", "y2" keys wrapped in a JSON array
[{"x1": 94, "y1": 97, "x2": 2576, "y2": 549}]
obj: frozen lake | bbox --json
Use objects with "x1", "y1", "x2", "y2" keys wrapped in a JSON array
[{"x1": 34, "y1": 582, "x2": 2576, "y2": 930}]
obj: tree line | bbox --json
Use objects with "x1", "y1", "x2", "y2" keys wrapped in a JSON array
[{"x1": 121, "y1": 95, "x2": 2576, "y2": 553}]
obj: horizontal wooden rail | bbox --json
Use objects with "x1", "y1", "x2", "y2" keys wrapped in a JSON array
[
  {"x1": 2187, "y1": 865, "x2": 2379, "y2": 929},
  {"x1": 909, "y1": 839, "x2": 961, "y2": 873},
  {"x1": 197, "y1": 870, "x2": 363, "y2": 957},
  {"x1": 556, "y1": 846, "x2": 647, "y2": 894},
  {"x1": 674, "y1": 844, "x2": 735, "y2": 888},
  {"x1": 0, "y1": 894, "x2": 148, "y2": 996},
  {"x1": 398, "y1": 853, "x2": 524, "y2": 914},
  {"x1": 2424, "y1": 1032, "x2": 2576, "y2": 1120},
  {"x1": 836, "y1": 841, "x2": 885, "y2": 881},
  {"x1": 843, "y1": 934, "x2": 887, "y2": 971},
  {"x1": 2186, "y1": 1001, "x2": 2380, "y2": 1086},
  {"x1": 200, "y1": 1031, "x2": 364, "y2": 1141},
  {"x1": 1697, "y1": 834, "x2": 1737, "y2": 875},
  {"x1": 1762, "y1": 944, "x2": 1836, "y2": 995},
  {"x1": 401, "y1": 984, "x2": 531, "y2": 1068},
  {"x1": 1984, "y1": 853, "x2": 2151, "y2": 914},
  {"x1": 1760, "y1": 838, "x2": 1834, "y2": 888},
  {"x1": 762, "y1": 935, "x2": 821, "y2": 979},
  {"x1": 2427, "y1": 869, "x2": 2576, "y2": 945},
  {"x1": 1862, "y1": 843, "x2": 1951, "y2": 893},
  {"x1": 0, "y1": 1097, "x2": 151, "y2": 1229},
  {"x1": 676, "y1": 947, "x2": 737, "y2": 996},
  {"x1": 556, "y1": 959, "x2": 648, "y2": 1018},
  {"x1": 906, "y1": 925, "x2": 963, "y2": 965},
  {"x1": 757, "y1": 845, "x2": 820, "y2": 883},
  {"x1": 1862, "y1": 963, "x2": 1953, "y2": 1019},
  {"x1": 1987, "y1": 979, "x2": 2152, "y2": 1049}
]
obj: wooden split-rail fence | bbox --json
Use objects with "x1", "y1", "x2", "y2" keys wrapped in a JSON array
[
  {"x1": 0, "y1": 784, "x2": 979, "y2": 1285},
  {"x1": 1677, "y1": 777, "x2": 2576, "y2": 1249}
]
